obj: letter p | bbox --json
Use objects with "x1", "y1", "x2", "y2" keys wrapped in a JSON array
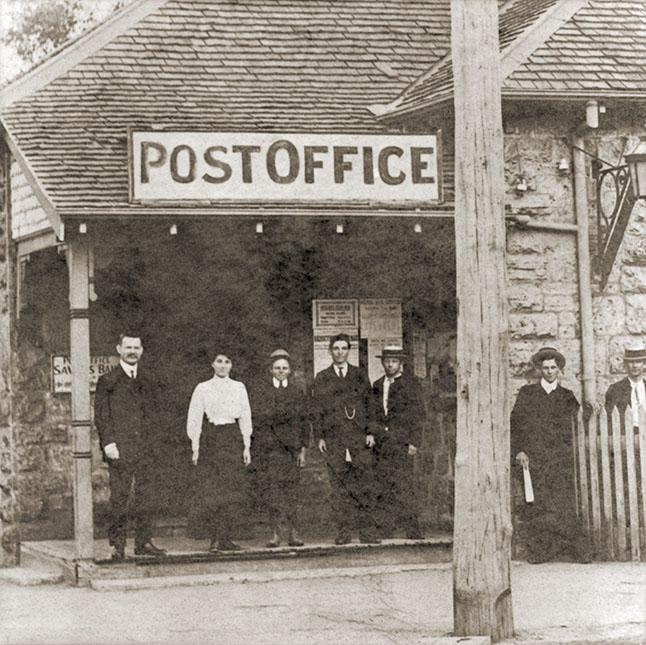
[{"x1": 140, "y1": 141, "x2": 167, "y2": 183}]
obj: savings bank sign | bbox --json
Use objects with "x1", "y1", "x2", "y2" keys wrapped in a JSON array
[{"x1": 130, "y1": 132, "x2": 440, "y2": 202}]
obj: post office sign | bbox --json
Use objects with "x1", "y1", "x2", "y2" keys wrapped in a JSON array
[{"x1": 130, "y1": 131, "x2": 439, "y2": 202}]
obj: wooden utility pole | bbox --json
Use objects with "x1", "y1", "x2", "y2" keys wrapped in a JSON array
[{"x1": 451, "y1": 0, "x2": 514, "y2": 641}]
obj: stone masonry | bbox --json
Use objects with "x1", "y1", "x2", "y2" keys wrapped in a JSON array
[{"x1": 0, "y1": 141, "x2": 18, "y2": 565}]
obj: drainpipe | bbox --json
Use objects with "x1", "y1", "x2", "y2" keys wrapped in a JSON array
[{"x1": 572, "y1": 134, "x2": 597, "y2": 407}]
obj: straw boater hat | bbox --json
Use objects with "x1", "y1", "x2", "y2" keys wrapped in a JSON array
[
  {"x1": 269, "y1": 348, "x2": 290, "y2": 362},
  {"x1": 624, "y1": 343, "x2": 646, "y2": 362},
  {"x1": 376, "y1": 345, "x2": 408, "y2": 359},
  {"x1": 531, "y1": 346, "x2": 566, "y2": 370}
]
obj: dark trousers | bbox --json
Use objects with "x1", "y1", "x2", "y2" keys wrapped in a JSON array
[
  {"x1": 327, "y1": 457, "x2": 377, "y2": 537},
  {"x1": 256, "y1": 452, "x2": 300, "y2": 530},
  {"x1": 373, "y1": 437, "x2": 420, "y2": 536},
  {"x1": 197, "y1": 422, "x2": 249, "y2": 542},
  {"x1": 107, "y1": 458, "x2": 153, "y2": 549}
]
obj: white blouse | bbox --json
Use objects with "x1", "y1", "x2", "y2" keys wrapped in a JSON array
[{"x1": 186, "y1": 376, "x2": 253, "y2": 451}]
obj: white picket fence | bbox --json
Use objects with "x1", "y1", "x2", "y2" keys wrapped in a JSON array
[{"x1": 573, "y1": 406, "x2": 646, "y2": 561}]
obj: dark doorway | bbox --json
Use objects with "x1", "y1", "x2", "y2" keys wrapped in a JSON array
[{"x1": 92, "y1": 217, "x2": 456, "y2": 525}]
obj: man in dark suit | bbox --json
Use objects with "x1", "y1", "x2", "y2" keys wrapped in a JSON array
[
  {"x1": 511, "y1": 346, "x2": 590, "y2": 564},
  {"x1": 368, "y1": 346, "x2": 425, "y2": 540},
  {"x1": 94, "y1": 333, "x2": 166, "y2": 561},
  {"x1": 312, "y1": 333, "x2": 379, "y2": 544},
  {"x1": 252, "y1": 349, "x2": 308, "y2": 548},
  {"x1": 605, "y1": 345, "x2": 646, "y2": 429}
]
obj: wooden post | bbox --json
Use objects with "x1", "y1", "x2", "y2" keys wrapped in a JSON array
[
  {"x1": 68, "y1": 236, "x2": 94, "y2": 560},
  {"x1": 451, "y1": 0, "x2": 514, "y2": 640}
]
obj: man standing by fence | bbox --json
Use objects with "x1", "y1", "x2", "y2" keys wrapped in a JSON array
[
  {"x1": 510, "y1": 347, "x2": 591, "y2": 564},
  {"x1": 605, "y1": 345, "x2": 646, "y2": 427}
]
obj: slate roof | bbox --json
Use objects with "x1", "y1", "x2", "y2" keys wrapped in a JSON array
[
  {"x1": 0, "y1": 0, "x2": 453, "y2": 211},
  {"x1": 1, "y1": 0, "x2": 643, "y2": 216},
  {"x1": 383, "y1": 0, "x2": 646, "y2": 118},
  {"x1": 505, "y1": 0, "x2": 646, "y2": 95}
]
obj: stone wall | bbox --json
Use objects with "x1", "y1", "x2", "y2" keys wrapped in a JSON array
[
  {"x1": 0, "y1": 142, "x2": 18, "y2": 565},
  {"x1": 503, "y1": 104, "x2": 646, "y2": 401}
]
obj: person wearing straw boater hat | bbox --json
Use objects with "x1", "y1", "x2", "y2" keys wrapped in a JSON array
[
  {"x1": 605, "y1": 342, "x2": 646, "y2": 429},
  {"x1": 510, "y1": 346, "x2": 591, "y2": 564},
  {"x1": 312, "y1": 333, "x2": 380, "y2": 545},
  {"x1": 367, "y1": 345, "x2": 426, "y2": 540},
  {"x1": 250, "y1": 349, "x2": 308, "y2": 548}
]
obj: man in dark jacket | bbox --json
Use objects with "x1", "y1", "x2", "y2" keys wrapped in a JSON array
[
  {"x1": 605, "y1": 344, "x2": 646, "y2": 429},
  {"x1": 252, "y1": 349, "x2": 308, "y2": 548},
  {"x1": 368, "y1": 346, "x2": 426, "y2": 540},
  {"x1": 511, "y1": 346, "x2": 590, "y2": 564},
  {"x1": 312, "y1": 333, "x2": 379, "y2": 544},
  {"x1": 94, "y1": 333, "x2": 166, "y2": 561}
]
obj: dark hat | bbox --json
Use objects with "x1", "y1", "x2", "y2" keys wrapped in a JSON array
[
  {"x1": 531, "y1": 346, "x2": 565, "y2": 369},
  {"x1": 377, "y1": 345, "x2": 408, "y2": 359},
  {"x1": 624, "y1": 344, "x2": 646, "y2": 362}
]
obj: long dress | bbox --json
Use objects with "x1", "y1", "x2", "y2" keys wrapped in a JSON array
[{"x1": 510, "y1": 382, "x2": 589, "y2": 560}]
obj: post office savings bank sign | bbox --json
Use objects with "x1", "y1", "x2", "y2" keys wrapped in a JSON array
[{"x1": 130, "y1": 132, "x2": 439, "y2": 202}]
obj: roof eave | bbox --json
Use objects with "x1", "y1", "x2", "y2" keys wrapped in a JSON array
[
  {"x1": 1, "y1": 122, "x2": 62, "y2": 239},
  {"x1": 0, "y1": 0, "x2": 168, "y2": 110}
]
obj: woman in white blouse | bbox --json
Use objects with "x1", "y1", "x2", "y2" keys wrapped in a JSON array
[{"x1": 186, "y1": 351, "x2": 253, "y2": 552}]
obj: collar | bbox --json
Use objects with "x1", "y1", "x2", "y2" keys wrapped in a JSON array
[
  {"x1": 540, "y1": 378, "x2": 558, "y2": 394},
  {"x1": 333, "y1": 362, "x2": 348, "y2": 372},
  {"x1": 272, "y1": 377, "x2": 288, "y2": 388},
  {"x1": 120, "y1": 361, "x2": 137, "y2": 378},
  {"x1": 628, "y1": 377, "x2": 645, "y2": 387},
  {"x1": 211, "y1": 375, "x2": 231, "y2": 382},
  {"x1": 386, "y1": 372, "x2": 402, "y2": 383}
]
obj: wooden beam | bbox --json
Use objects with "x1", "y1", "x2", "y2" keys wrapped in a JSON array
[
  {"x1": 67, "y1": 237, "x2": 94, "y2": 560},
  {"x1": 451, "y1": 0, "x2": 514, "y2": 641}
]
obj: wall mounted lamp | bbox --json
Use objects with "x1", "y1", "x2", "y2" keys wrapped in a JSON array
[{"x1": 557, "y1": 158, "x2": 570, "y2": 175}]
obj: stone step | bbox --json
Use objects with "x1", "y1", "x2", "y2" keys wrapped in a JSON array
[{"x1": 21, "y1": 536, "x2": 452, "y2": 589}]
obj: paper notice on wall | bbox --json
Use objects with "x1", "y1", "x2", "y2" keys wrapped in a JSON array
[
  {"x1": 360, "y1": 299, "x2": 402, "y2": 384},
  {"x1": 312, "y1": 300, "x2": 359, "y2": 375},
  {"x1": 51, "y1": 355, "x2": 120, "y2": 394}
]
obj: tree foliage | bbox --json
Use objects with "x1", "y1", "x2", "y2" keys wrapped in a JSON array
[{"x1": 3, "y1": 0, "x2": 126, "y2": 67}]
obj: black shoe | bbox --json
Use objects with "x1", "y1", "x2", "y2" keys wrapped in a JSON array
[
  {"x1": 334, "y1": 534, "x2": 352, "y2": 545},
  {"x1": 217, "y1": 540, "x2": 243, "y2": 551},
  {"x1": 265, "y1": 539, "x2": 281, "y2": 548},
  {"x1": 359, "y1": 533, "x2": 382, "y2": 544},
  {"x1": 405, "y1": 530, "x2": 424, "y2": 540},
  {"x1": 111, "y1": 547, "x2": 125, "y2": 562},
  {"x1": 287, "y1": 529, "x2": 304, "y2": 547},
  {"x1": 527, "y1": 554, "x2": 551, "y2": 564},
  {"x1": 134, "y1": 541, "x2": 167, "y2": 556}
]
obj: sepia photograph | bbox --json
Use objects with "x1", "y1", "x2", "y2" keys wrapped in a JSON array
[{"x1": 0, "y1": 0, "x2": 644, "y2": 643}]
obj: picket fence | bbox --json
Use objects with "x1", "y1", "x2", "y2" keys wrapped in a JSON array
[{"x1": 573, "y1": 406, "x2": 646, "y2": 561}]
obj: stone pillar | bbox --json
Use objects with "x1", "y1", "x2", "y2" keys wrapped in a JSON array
[
  {"x1": 0, "y1": 140, "x2": 19, "y2": 566},
  {"x1": 68, "y1": 235, "x2": 94, "y2": 560}
]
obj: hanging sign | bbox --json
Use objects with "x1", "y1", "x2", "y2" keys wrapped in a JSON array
[
  {"x1": 51, "y1": 355, "x2": 120, "y2": 394},
  {"x1": 130, "y1": 131, "x2": 439, "y2": 202}
]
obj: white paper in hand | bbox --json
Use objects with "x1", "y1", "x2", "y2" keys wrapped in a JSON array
[{"x1": 522, "y1": 463, "x2": 534, "y2": 503}]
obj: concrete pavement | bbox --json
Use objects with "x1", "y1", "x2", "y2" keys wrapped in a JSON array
[{"x1": 0, "y1": 560, "x2": 643, "y2": 644}]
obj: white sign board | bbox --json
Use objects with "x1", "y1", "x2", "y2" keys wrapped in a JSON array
[
  {"x1": 312, "y1": 300, "x2": 359, "y2": 375},
  {"x1": 131, "y1": 132, "x2": 439, "y2": 202},
  {"x1": 51, "y1": 355, "x2": 120, "y2": 394},
  {"x1": 360, "y1": 299, "x2": 402, "y2": 383}
]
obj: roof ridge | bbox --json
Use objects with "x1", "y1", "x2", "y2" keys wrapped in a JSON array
[
  {"x1": 372, "y1": 0, "x2": 590, "y2": 119},
  {"x1": 500, "y1": 0, "x2": 591, "y2": 79},
  {"x1": 0, "y1": 0, "x2": 169, "y2": 110}
]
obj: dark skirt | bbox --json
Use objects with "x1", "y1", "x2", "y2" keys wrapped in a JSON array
[{"x1": 197, "y1": 422, "x2": 249, "y2": 512}]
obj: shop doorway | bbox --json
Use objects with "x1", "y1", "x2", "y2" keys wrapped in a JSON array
[{"x1": 92, "y1": 217, "x2": 457, "y2": 528}]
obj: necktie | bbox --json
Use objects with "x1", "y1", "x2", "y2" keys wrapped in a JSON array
[{"x1": 337, "y1": 367, "x2": 344, "y2": 378}]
